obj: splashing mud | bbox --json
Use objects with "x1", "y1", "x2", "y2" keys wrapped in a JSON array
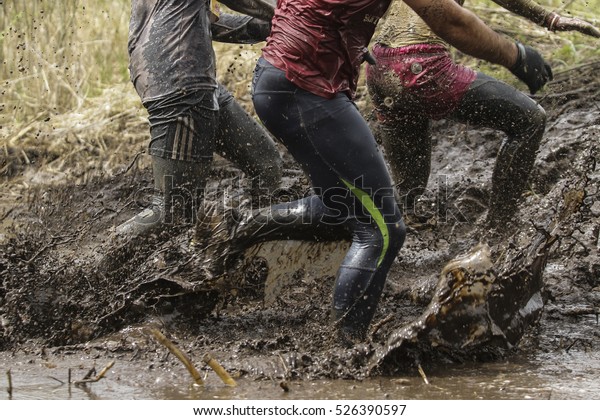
[{"x1": 1, "y1": 64, "x2": 599, "y2": 398}]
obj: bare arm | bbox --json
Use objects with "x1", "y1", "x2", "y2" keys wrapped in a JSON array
[
  {"x1": 403, "y1": 0, "x2": 519, "y2": 68},
  {"x1": 492, "y1": 0, "x2": 600, "y2": 38},
  {"x1": 403, "y1": 0, "x2": 552, "y2": 93},
  {"x1": 491, "y1": 0, "x2": 547, "y2": 25}
]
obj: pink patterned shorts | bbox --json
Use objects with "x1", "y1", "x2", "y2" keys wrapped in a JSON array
[{"x1": 367, "y1": 43, "x2": 477, "y2": 120}]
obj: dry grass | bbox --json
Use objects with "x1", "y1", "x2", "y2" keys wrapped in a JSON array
[
  {"x1": 1, "y1": 0, "x2": 131, "y2": 122},
  {"x1": 0, "y1": 0, "x2": 598, "y2": 189},
  {"x1": 1, "y1": 0, "x2": 144, "y2": 187}
]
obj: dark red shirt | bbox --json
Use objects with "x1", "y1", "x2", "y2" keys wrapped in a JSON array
[{"x1": 262, "y1": 0, "x2": 392, "y2": 99}]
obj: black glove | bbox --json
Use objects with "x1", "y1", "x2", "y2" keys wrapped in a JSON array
[{"x1": 509, "y1": 42, "x2": 553, "y2": 94}]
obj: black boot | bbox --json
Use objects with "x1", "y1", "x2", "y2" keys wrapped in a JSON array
[{"x1": 101, "y1": 156, "x2": 209, "y2": 270}]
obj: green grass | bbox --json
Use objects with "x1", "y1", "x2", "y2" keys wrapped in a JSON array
[{"x1": 459, "y1": 0, "x2": 600, "y2": 84}]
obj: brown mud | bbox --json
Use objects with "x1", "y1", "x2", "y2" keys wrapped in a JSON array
[{"x1": 0, "y1": 63, "x2": 599, "y2": 391}]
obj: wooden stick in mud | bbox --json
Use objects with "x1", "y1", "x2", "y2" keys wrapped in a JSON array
[
  {"x1": 417, "y1": 364, "x2": 430, "y2": 385},
  {"x1": 73, "y1": 361, "x2": 115, "y2": 385},
  {"x1": 146, "y1": 328, "x2": 204, "y2": 386},
  {"x1": 203, "y1": 353, "x2": 237, "y2": 387},
  {"x1": 81, "y1": 366, "x2": 97, "y2": 381},
  {"x1": 6, "y1": 369, "x2": 12, "y2": 399}
]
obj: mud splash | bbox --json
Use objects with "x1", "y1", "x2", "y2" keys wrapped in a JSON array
[{"x1": 1, "y1": 64, "x2": 599, "y2": 390}]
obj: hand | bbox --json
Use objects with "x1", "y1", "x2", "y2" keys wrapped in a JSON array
[
  {"x1": 545, "y1": 12, "x2": 600, "y2": 38},
  {"x1": 509, "y1": 42, "x2": 553, "y2": 94}
]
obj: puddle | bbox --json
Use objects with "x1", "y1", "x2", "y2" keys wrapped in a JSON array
[{"x1": 1, "y1": 349, "x2": 598, "y2": 400}]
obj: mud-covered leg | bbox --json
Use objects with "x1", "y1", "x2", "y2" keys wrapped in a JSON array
[
  {"x1": 193, "y1": 195, "x2": 350, "y2": 277},
  {"x1": 488, "y1": 128, "x2": 543, "y2": 226},
  {"x1": 100, "y1": 104, "x2": 217, "y2": 271},
  {"x1": 331, "y1": 210, "x2": 405, "y2": 344},
  {"x1": 115, "y1": 157, "x2": 210, "y2": 237},
  {"x1": 100, "y1": 156, "x2": 211, "y2": 272},
  {"x1": 366, "y1": 67, "x2": 432, "y2": 210},
  {"x1": 249, "y1": 59, "x2": 406, "y2": 343},
  {"x1": 450, "y1": 73, "x2": 546, "y2": 228},
  {"x1": 376, "y1": 116, "x2": 432, "y2": 211},
  {"x1": 215, "y1": 86, "x2": 283, "y2": 195}
]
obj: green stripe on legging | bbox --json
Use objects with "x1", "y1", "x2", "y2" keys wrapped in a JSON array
[{"x1": 341, "y1": 178, "x2": 389, "y2": 267}]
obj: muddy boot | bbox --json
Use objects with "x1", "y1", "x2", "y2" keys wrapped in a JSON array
[
  {"x1": 192, "y1": 195, "x2": 350, "y2": 278},
  {"x1": 101, "y1": 156, "x2": 209, "y2": 271},
  {"x1": 331, "y1": 307, "x2": 370, "y2": 347}
]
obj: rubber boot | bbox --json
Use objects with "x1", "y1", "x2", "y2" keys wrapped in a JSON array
[{"x1": 101, "y1": 156, "x2": 209, "y2": 270}]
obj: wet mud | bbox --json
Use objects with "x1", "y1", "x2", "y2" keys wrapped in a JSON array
[{"x1": 1, "y1": 64, "x2": 599, "y2": 394}]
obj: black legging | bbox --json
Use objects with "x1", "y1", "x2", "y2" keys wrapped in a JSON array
[
  {"x1": 251, "y1": 58, "x2": 406, "y2": 338},
  {"x1": 452, "y1": 74, "x2": 546, "y2": 223},
  {"x1": 373, "y1": 72, "x2": 546, "y2": 223}
]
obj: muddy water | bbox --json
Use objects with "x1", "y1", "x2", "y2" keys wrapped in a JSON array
[
  {"x1": 1, "y1": 231, "x2": 598, "y2": 401},
  {"x1": 2, "y1": 349, "x2": 598, "y2": 400},
  {"x1": 2, "y1": 101, "x2": 599, "y2": 402}
]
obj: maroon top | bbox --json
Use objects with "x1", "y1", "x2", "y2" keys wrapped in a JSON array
[{"x1": 262, "y1": 0, "x2": 392, "y2": 99}]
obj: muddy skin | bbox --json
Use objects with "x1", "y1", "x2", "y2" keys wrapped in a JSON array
[{"x1": 1, "y1": 65, "x2": 599, "y2": 386}]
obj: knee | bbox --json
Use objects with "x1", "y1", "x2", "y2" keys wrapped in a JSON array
[
  {"x1": 529, "y1": 103, "x2": 547, "y2": 132},
  {"x1": 349, "y1": 212, "x2": 405, "y2": 266},
  {"x1": 503, "y1": 102, "x2": 546, "y2": 155},
  {"x1": 387, "y1": 218, "x2": 406, "y2": 255},
  {"x1": 377, "y1": 198, "x2": 406, "y2": 258},
  {"x1": 520, "y1": 102, "x2": 547, "y2": 142},
  {"x1": 367, "y1": 217, "x2": 405, "y2": 269},
  {"x1": 371, "y1": 211, "x2": 405, "y2": 263}
]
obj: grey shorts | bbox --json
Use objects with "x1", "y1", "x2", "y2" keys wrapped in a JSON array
[{"x1": 145, "y1": 90, "x2": 218, "y2": 162}]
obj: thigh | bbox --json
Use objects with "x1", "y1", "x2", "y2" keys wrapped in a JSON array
[
  {"x1": 451, "y1": 73, "x2": 545, "y2": 136},
  {"x1": 253, "y1": 60, "x2": 399, "y2": 222},
  {"x1": 253, "y1": 67, "x2": 346, "y2": 213}
]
